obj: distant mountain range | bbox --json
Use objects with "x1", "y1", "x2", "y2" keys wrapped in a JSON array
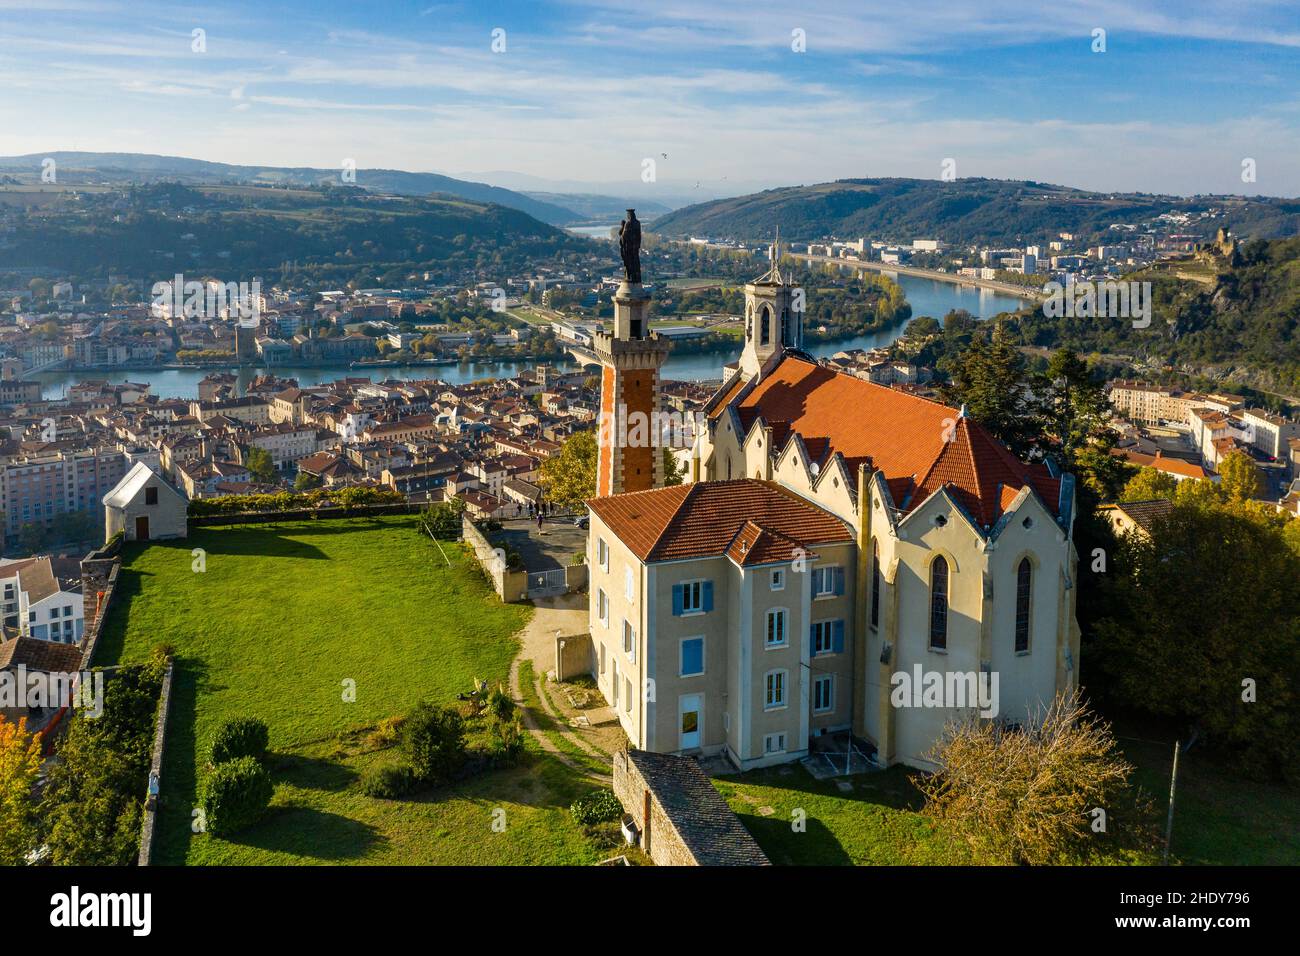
[
  {"x1": 650, "y1": 178, "x2": 1300, "y2": 245},
  {"x1": 0, "y1": 152, "x2": 585, "y2": 226}
]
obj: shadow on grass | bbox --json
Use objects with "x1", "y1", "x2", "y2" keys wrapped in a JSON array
[
  {"x1": 221, "y1": 805, "x2": 385, "y2": 861},
  {"x1": 735, "y1": 814, "x2": 853, "y2": 866},
  {"x1": 270, "y1": 752, "x2": 360, "y2": 792}
]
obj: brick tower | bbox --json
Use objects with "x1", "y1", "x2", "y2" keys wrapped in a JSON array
[{"x1": 594, "y1": 210, "x2": 671, "y2": 496}]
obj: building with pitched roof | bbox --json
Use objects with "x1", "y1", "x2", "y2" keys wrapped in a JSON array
[{"x1": 585, "y1": 247, "x2": 1082, "y2": 771}]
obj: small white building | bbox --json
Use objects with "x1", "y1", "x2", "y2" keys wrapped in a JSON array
[{"x1": 102, "y1": 461, "x2": 189, "y2": 543}]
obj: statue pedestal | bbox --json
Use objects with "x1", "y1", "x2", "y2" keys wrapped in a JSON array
[{"x1": 613, "y1": 281, "x2": 651, "y2": 340}]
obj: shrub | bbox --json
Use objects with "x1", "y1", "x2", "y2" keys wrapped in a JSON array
[
  {"x1": 419, "y1": 499, "x2": 466, "y2": 539},
  {"x1": 360, "y1": 763, "x2": 419, "y2": 799},
  {"x1": 485, "y1": 684, "x2": 515, "y2": 722},
  {"x1": 210, "y1": 717, "x2": 269, "y2": 765},
  {"x1": 202, "y1": 757, "x2": 273, "y2": 836},
  {"x1": 401, "y1": 703, "x2": 467, "y2": 784},
  {"x1": 570, "y1": 789, "x2": 623, "y2": 827},
  {"x1": 485, "y1": 714, "x2": 525, "y2": 766}
]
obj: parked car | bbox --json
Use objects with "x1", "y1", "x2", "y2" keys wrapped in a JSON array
[{"x1": 575, "y1": 515, "x2": 589, "y2": 529}]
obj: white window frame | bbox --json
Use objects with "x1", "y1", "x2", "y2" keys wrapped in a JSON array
[
  {"x1": 812, "y1": 565, "x2": 839, "y2": 598},
  {"x1": 681, "y1": 578, "x2": 705, "y2": 614},
  {"x1": 765, "y1": 608, "x2": 788, "y2": 648},
  {"x1": 770, "y1": 568, "x2": 785, "y2": 591},
  {"x1": 622, "y1": 618, "x2": 635, "y2": 661},
  {"x1": 812, "y1": 619, "x2": 834, "y2": 656},
  {"x1": 813, "y1": 674, "x2": 834, "y2": 714},
  {"x1": 764, "y1": 669, "x2": 788, "y2": 710},
  {"x1": 624, "y1": 565, "x2": 635, "y2": 601},
  {"x1": 597, "y1": 588, "x2": 609, "y2": 628},
  {"x1": 764, "y1": 732, "x2": 786, "y2": 754},
  {"x1": 679, "y1": 636, "x2": 705, "y2": 678},
  {"x1": 597, "y1": 537, "x2": 609, "y2": 572}
]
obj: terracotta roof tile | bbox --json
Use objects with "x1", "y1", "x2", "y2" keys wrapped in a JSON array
[
  {"x1": 0, "y1": 636, "x2": 83, "y2": 673},
  {"x1": 588, "y1": 479, "x2": 851, "y2": 563},
  {"x1": 728, "y1": 357, "x2": 1060, "y2": 526}
]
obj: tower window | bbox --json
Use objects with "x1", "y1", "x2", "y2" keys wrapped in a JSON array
[{"x1": 760, "y1": 305, "x2": 771, "y2": 345}]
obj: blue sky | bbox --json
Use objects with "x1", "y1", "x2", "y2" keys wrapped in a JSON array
[{"x1": 1, "y1": 0, "x2": 1298, "y2": 197}]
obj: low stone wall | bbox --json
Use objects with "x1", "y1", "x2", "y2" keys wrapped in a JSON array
[
  {"x1": 565, "y1": 561, "x2": 588, "y2": 593},
  {"x1": 555, "y1": 631, "x2": 593, "y2": 682},
  {"x1": 137, "y1": 659, "x2": 175, "y2": 866},
  {"x1": 461, "y1": 515, "x2": 528, "y2": 602},
  {"x1": 79, "y1": 556, "x2": 121, "y2": 669},
  {"x1": 613, "y1": 749, "x2": 769, "y2": 867}
]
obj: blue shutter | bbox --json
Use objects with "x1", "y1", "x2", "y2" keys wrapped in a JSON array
[
  {"x1": 809, "y1": 623, "x2": 817, "y2": 649},
  {"x1": 832, "y1": 620, "x2": 845, "y2": 654},
  {"x1": 671, "y1": 584, "x2": 683, "y2": 616},
  {"x1": 833, "y1": 567, "x2": 845, "y2": 596},
  {"x1": 682, "y1": 638, "x2": 703, "y2": 675},
  {"x1": 702, "y1": 580, "x2": 714, "y2": 612}
]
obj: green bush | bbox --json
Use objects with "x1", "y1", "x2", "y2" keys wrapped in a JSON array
[
  {"x1": 360, "y1": 763, "x2": 419, "y2": 799},
  {"x1": 485, "y1": 714, "x2": 525, "y2": 767},
  {"x1": 400, "y1": 703, "x2": 467, "y2": 784},
  {"x1": 202, "y1": 757, "x2": 273, "y2": 836},
  {"x1": 419, "y1": 499, "x2": 466, "y2": 539},
  {"x1": 485, "y1": 684, "x2": 515, "y2": 722},
  {"x1": 209, "y1": 717, "x2": 269, "y2": 765},
  {"x1": 570, "y1": 789, "x2": 623, "y2": 827}
]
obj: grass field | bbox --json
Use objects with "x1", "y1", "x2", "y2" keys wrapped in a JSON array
[
  {"x1": 95, "y1": 516, "x2": 603, "y2": 865},
  {"x1": 715, "y1": 734, "x2": 1299, "y2": 866}
]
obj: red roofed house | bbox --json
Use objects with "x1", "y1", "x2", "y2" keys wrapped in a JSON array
[{"x1": 585, "y1": 244, "x2": 1081, "y2": 771}]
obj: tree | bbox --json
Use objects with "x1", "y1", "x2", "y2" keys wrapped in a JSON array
[
  {"x1": 920, "y1": 691, "x2": 1151, "y2": 864},
  {"x1": 294, "y1": 471, "x2": 322, "y2": 491},
  {"x1": 662, "y1": 447, "x2": 684, "y2": 486},
  {"x1": 201, "y1": 756, "x2": 274, "y2": 836},
  {"x1": 1093, "y1": 501, "x2": 1300, "y2": 781},
  {"x1": 539, "y1": 430, "x2": 597, "y2": 506},
  {"x1": 419, "y1": 497, "x2": 466, "y2": 539},
  {"x1": 941, "y1": 326, "x2": 1040, "y2": 457},
  {"x1": 0, "y1": 716, "x2": 42, "y2": 866},
  {"x1": 1119, "y1": 466, "x2": 1178, "y2": 503},
  {"x1": 244, "y1": 446, "x2": 276, "y2": 485},
  {"x1": 1039, "y1": 348, "x2": 1113, "y2": 469},
  {"x1": 1218, "y1": 450, "x2": 1263, "y2": 503}
]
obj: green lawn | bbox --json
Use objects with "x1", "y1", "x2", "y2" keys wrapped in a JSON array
[
  {"x1": 95, "y1": 516, "x2": 603, "y2": 865},
  {"x1": 715, "y1": 735, "x2": 1299, "y2": 866}
]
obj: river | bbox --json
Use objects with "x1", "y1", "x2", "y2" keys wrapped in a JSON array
[{"x1": 32, "y1": 274, "x2": 1024, "y2": 400}]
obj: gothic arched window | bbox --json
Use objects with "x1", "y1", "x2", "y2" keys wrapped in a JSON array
[
  {"x1": 929, "y1": 556, "x2": 948, "y2": 650},
  {"x1": 759, "y1": 305, "x2": 771, "y2": 345},
  {"x1": 1014, "y1": 558, "x2": 1031, "y2": 653},
  {"x1": 870, "y1": 539, "x2": 881, "y2": 629}
]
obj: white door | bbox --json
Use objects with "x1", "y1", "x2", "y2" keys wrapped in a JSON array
[{"x1": 679, "y1": 694, "x2": 702, "y2": 751}]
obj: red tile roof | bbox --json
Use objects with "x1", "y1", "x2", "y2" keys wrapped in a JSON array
[
  {"x1": 0, "y1": 636, "x2": 83, "y2": 673},
  {"x1": 719, "y1": 356, "x2": 1061, "y2": 526},
  {"x1": 588, "y1": 479, "x2": 852, "y2": 563}
]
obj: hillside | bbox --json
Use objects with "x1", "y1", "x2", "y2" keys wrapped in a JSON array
[
  {"x1": 988, "y1": 237, "x2": 1300, "y2": 396},
  {"x1": 0, "y1": 181, "x2": 590, "y2": 284},
  {"x1": 651, "y1": 178, "x2": 1300, "y2": 245},
  {"x1": 0, "y1": 151, "x2": 581, "y2": 226}
]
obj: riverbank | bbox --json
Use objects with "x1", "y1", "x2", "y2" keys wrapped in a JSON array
[{"x1": 793, "y1": 252, "x2": 1044, "y2": 301}]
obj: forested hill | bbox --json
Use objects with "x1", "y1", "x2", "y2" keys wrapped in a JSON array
[
  {"x1": 0, "y1": 151, "x2": 580, "y2": 226},
  {"x1": 0, "y1": 182, "x2": 590, "y2": 285},
  {"x1": 999, "y1": 237, "x2": 1300, "y2": 395},
  {"x1": 651, "y1": 178, "x2": 1300, "y2": 245}
]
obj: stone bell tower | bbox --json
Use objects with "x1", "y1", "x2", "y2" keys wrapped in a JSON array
[
  {"x1": 740, "y1": 230, "x2": 802, "y2": 381},
  {"x1": 593, "y1": 209, "x2": 671, "y2": 497}
]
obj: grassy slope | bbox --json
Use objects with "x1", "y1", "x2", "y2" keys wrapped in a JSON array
[{"x1": 95, "y1": 516, "x2": 597, "y2": 865}]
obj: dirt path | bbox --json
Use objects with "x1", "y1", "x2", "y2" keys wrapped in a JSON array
[{"x1": 508, "y1": 594, "x2": 623, "y2": 775}]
